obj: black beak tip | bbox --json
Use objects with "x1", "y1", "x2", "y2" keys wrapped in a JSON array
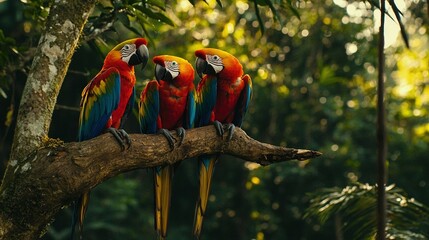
[
  {"x1": 137, "y1": 44, "x2": 149, "y2": 69},
  {"x1": 155, "y1": 64, "x2": 165, "y2": 82},
  {"x1": 195, "y1": 57, "x2": 207, "y2": 79},
  {"x1": 141, "y1": 55, "x2": 149, "y2": 69}
]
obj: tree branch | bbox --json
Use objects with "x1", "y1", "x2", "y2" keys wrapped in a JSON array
[{"x1": 0, "y1": 126, "x2": 321, "y2": 239}]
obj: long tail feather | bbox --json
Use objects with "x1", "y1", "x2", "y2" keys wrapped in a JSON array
[
  {"x1": 154, "y1": 166, "x2": 174, "y2": 240},
  {"x1": 154, "y1": 167, "x2": 162, "y2": 235},
  {"x1": 193, "y1": 155, "x2": 217, "y2": 238},
  {"x1": 71, "y1": 192, "x2": 90, "y2": 240}
]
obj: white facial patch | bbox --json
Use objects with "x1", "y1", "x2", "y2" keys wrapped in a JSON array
[
  {"x1": 165, "y1": 60, "x2": 180, "y2": 79},
  {"x1": 120, "y1": 44, "x2": 136, "y2": 63},
  {"x1": 206, "y1": 54, "x2": 224, "y2": 73}
]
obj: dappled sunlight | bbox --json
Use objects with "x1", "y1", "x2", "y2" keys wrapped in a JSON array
[{"x1": 391, "y1": 30, "x2": 429, "y2": 136}]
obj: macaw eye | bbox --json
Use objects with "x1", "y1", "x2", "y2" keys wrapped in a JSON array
[
  {"x1": 167, "y1": 60, "x2": 180, "y2": 72},
  {"x1": 207, "y1": 54, "x2": 223, "y2": 68},
  {"x1": 120, "y1": 44, "x2": 136, "y2": 60}
]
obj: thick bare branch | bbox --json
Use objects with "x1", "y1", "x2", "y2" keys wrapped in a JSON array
[{"x1": 0, "y1": 126, "x2": 320, "y2": 239}]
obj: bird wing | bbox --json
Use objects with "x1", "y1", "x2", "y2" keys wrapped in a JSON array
[
  {"x1": 139, "y1": 80, "x2": 160, "y2": 134},
  {"x1": 119, "y1": 86, "x2": 136, "y2": 129},
  {"x1": 184, "y1": 86, "x2": 197, "y2": 129},
  {"x1": 196, "y1": 75, "x2": 217, "y2": 127},
  {"x1": 233, "y1": 74, "x2": 252, "y2": 127},
  {"x1": 78, "y1": 67, "x2": 121, "y2": 141}
]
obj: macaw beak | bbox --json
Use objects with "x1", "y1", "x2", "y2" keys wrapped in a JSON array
[
  {"x1": 195, "y1": 57, "x2": 205, "y2": 79},
  {"x1": 128, "y1": 44, "x2": 149, "y2": 68},
  {"x1": 195, "y1": 56, "x2": 216, "y2": 79},
  {"x1": 155, "y1": 64, "x2": 173, "y2": 82}
]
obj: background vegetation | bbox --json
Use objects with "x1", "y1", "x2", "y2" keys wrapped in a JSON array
[{"x1": 0, "y1": 0, "x2": 428, "y2": 239}]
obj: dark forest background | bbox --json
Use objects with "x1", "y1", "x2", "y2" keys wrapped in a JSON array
[{"x1": 1, "y1": 0, "x2": 428, "y2": 239}]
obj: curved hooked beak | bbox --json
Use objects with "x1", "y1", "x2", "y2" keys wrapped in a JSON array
[
  {"x1": 195, "y1": 57, "x2": 216, "y2": 79},
  {"x1": 155, "y1": 64, "x2": 173, "y2": 82},
  {"x1": 128, "y1": 44, "x2": 149, "y2": 68},
  {"x1": 195, "y1": 57, "x2": 207, "y2": 79}
]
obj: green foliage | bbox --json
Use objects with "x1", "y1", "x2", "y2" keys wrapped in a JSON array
[
  {"x1": 305, "y1": 183, "x2": 429, "y2": 239},
  {"x1": 82, "y1": 0, "x2": 177, "y2": 45}
]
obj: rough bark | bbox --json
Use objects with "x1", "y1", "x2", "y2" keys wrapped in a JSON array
[
  {"x1": 1, "y1": 1, "x2": 97, "y2": 238},
  {"x1": 0, "y1": 126, "x2": 321, "y2": 239},
  {"x1": 9, "y1": 0, "x2": 97, "y2": 167}
]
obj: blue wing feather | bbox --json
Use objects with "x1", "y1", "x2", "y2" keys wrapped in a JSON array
[
  {"x1": 120, "y1": 87, "x2": 136, "y2": 129},
  {"x1": 78, "y1": 67, "x2": 121, "y2": 141},
  {"x1": 233, "y1": 74, "x2": 253, "y2": 127},
  {"x1": 184, "y1": 87, "x2": 196, "y2": 129},
  {"x1": 139, "y1": 80, "x2": 160, "y2": 134},
  {"x1": 196, "y1": 75, "x2": 217, "y2": 127}
]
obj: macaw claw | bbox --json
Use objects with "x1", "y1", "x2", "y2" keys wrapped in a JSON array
[
  {"x1": 212, "y1": 121, "x2": 235, "y2": 141},
  {"x1": 176, "y1": 127, "x2": 186, "y2": 146},
  {"x1": 213, "y1": 120, "x2": 224, "y2": 136},
  {"x1": 159, "y1": 128, "x2": 175, "y2": 150},
  {"x1": 105, "y1": 128, "x2": 131, "y2": 151},
  {"x1": 225, "y1": 123, "x2": 235, "y2": 141},
  {"x1": 119, "y1": 129, "x2": 132, "y2": 147}
]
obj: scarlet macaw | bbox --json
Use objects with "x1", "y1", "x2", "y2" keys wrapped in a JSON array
[
  {"x1": 139, "y1": 55, "x2": 196, "y2": 239},
  {"x1": 194, "y1": 48, "x2": 252, "y2": 238},
  {"x1": 71, "y1": 38, "x2": 149, "y2": 239}
]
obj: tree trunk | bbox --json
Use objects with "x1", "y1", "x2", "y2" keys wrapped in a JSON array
[
  {"x1": 8, "y1": 0, "x2": 97, "y2": 168},
  {"x1": 0, "y1": 1, "x2": 95, "y2": 239}
]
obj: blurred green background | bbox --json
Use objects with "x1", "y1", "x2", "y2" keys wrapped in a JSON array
[{"x1": 0, "y1": 0, "x2": 428, "y2": 239}]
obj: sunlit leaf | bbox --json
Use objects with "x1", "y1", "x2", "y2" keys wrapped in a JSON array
[
  {"x1": 0, "y1": 88, "x2": 6, "y2": 99},
  {"x1": 387, "y1": 0, "x2": 409, "y2": 48},
  {"x1": 5, "y1": 105, "x2": 14, "y2": 127},
  {"x1": 133, "y1": 5, "x2": 175, "y2": 26},
  {"x1": 263, "y1": 0, "x2": 280, "y2": 22},
  {"x1": 143, "y1": 0, "x2": 166, "y2": 11},
  {"x1": 319, "y1": 66, "x2": 348, "y2": 85}
]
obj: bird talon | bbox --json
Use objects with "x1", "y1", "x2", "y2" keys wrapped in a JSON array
[
  {"x1": 105, "y1": 128, "x2": 128, "y2": 151},
  {"x1": 226, "y1": 124, "x2": 235, "y2": 141},
  {"x1": 118, "y1": 129, "x2": 132, "y2": 149},
  {"x1": 213, "y1": 121, "x2": 224, "y2": 137},
  {"x1": 175, "y1": 127, "x2": 186, "y2": 146},
  {"x1": 159, "y1": 128, "x2": 175, "y2": 150}
]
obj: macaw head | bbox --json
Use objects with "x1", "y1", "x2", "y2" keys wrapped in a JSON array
[
  {"x1": 153, "y1": 55, "x2": 194, "y2": 87},
  {"x1": 195, "y1": 48, "x2": 243, "y2": 80},
  {"x1": 104, "y1": 38, "x2": 149, "y2": 71}
]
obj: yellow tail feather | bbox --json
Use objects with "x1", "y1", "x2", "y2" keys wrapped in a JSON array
[
  {"x1": 193, "y1": 157, "x2": 217, "y2": 238},
  {"x1": 78, "y1": 192, "x2": 90, "y2": 237},
  {"x1": 154, "y1": 166, "x2": 173, "y2": 239},
  {"x1": 154, "y1": 169, "x2": 162, "y2": 234}
]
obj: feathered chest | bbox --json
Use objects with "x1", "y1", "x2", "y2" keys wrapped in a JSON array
[
  {"x1": 217, "y1": 77, "x2": 243, "y2": 102},
  {"x1": 213, "y1": 76, "x2": 244, "y2": 122},
  {"x1": 158, "y1": 84, "x2": 189, "y2": 129}
]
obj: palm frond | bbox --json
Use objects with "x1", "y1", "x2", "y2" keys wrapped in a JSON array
[{"x1": 305, "y1": 183, "x2": 429, "y2": 239}]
